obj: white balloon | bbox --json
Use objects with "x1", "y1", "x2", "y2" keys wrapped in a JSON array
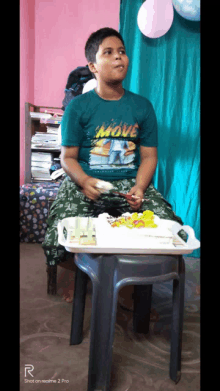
[{"x1": 137, "y1": 0, "x2": 174, "y2": 38}]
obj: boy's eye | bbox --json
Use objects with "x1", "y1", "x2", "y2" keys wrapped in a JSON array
[{"x1": 103, "y1": 49, "x2": 126, "y2": 55}]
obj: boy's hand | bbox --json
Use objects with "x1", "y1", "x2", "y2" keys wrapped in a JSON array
[
  {"x1": 126, "y1": 185, "x2": 144, "y2": 211},
  {"x1": 81, "y1": 177, "x2": 101, "y2": 201}
]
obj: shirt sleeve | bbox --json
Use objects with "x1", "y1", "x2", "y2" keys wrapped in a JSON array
[
  {"x1": 61, "y1": 99, "x2": 84, "y2": 146},
  {"x1": 139, "y1": 101, "x2": 158, "y2": 147}
]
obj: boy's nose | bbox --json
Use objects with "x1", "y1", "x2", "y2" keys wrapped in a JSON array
[{"x1": 115, "y1": 52, "x2": 121, "y2": 59}]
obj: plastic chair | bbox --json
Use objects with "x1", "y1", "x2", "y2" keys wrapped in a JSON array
[{"x1": 70, "y1": 253, "x2": 185, "y2": 391}]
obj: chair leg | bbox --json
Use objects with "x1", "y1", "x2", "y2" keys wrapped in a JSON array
[
  {"x1": 87, "y1": 254, "x2": 118, "y2": 391},
  {"x1": 47, "y1": 264, "x2": 57, "y2": 295},
  {"x1": 133, "y1": 284, "x2": 153, "y2": 334},
  {"x1": 170, "y1": 256, "x2": 185, "y2": 384},
  {"x1": 70, "y1": 266, "x2": 89, "y2": 345}
]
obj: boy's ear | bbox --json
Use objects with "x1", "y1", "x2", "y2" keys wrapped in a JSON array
[{"x1": 88, "y1": 62, "x2": 97, "y2": 76}]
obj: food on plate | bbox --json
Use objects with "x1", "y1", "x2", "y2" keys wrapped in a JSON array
[{"x1": 108, "y1": 210, "x2": 158, "y2": 229}]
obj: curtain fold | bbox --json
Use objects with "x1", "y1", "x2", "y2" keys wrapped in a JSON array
[{"x1": 120, "y1": 0, "x2": 200, "y2": 257}]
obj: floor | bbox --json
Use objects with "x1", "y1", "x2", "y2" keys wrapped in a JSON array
[{"x1": 20, "y1": 243, "x2": 200, "y2": 391}]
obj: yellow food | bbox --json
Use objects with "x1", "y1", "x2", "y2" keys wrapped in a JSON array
[{"x1": 110, "y1": 210, "x2": 158, "y2": 229}]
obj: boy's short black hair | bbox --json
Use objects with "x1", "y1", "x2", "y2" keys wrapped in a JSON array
[{"x1": 85, "y1": 27, "x2": 125, "y2": 64}]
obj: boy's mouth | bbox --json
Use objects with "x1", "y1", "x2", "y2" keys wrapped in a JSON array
[
  {"x1": 114, "y1": 64, "x2": 125, "y2": 70},
  {"x1": 114, "y1": 64, "x2": 124, "y2": 69}
]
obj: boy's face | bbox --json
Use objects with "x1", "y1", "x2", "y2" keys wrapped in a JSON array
[{"x1": 89, "y1": 36, "x2": 129, "y2": 84}]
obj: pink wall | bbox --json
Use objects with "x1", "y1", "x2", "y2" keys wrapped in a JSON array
[
  {"x1": 34, "y1": 0, "x2": 120, "y2": 107},
  {"x1": 20, "y1": 0, "x2": 120, "y2": 185},
  {"x1": 20, "y1": 0, "x2": 35, "y2": 185}
]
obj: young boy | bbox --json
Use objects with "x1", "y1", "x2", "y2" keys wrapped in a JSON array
[
  {"x1": 61, "y1": 27, "x2": 158, "y2": 208},
  {"x1": 42, "y1": 28, "x2": 183, "y2": 300}
]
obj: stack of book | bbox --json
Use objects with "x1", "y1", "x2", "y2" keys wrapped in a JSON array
[
  {"x1": 30, "y1": 112, "x2": 52, "y2": 120},
  {"x1": 31, "y1": 128, "x2": 60, "y2": 150},
  {"x1": 30, "y1": 111, "x2": 62, "y2": 150},
  {"x1": 31, "y1": 152, "x2": 53, "y2": 181},
  {"x1": 30, "y1": 111, "x2": 63, "y2": 181}
]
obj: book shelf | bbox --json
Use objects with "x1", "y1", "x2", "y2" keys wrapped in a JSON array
[{"x1": 24, "y1": 102, "x2": 63, "y2": 183}]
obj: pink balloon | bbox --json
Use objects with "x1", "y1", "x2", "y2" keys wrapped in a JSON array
[{"x1": 137, "y1": 0, "x2": 174, "y2": 39}]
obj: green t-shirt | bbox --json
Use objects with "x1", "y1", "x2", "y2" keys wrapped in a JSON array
[{"x1": 61, "y1": 89, "x2": 158, "y2": 181}]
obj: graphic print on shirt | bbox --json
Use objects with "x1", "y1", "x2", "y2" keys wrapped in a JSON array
[{"x1": 89, "y1": 121, "x2": 139, "y2": 170}]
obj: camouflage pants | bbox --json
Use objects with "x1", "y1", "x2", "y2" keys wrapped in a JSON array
[{"x1": 42, "y1": 175, "x2": 183, "y2": 266}]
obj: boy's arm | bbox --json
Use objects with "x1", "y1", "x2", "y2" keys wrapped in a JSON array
[
  {"x1": 60, "y1": 146, "x2": 100, "y2": 201},
  {"x1": 136, "y1": 146, "x2": 158, "y2": 191},
  {"x1": 127, "y1": 146, "x2": 158, "y2": 210}
]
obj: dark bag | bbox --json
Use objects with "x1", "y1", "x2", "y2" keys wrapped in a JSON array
[{"x1": 62, "y1": 65, "x2": 94, "y2": 110}]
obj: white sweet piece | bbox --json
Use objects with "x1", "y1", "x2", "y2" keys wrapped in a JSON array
[{"x1": 95, "y1": 180, "x2": 114, "y2": 192}]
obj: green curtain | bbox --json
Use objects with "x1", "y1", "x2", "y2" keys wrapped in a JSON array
[{"x1": 119, "y1": 0, "x2": 200, "y2": 257}]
